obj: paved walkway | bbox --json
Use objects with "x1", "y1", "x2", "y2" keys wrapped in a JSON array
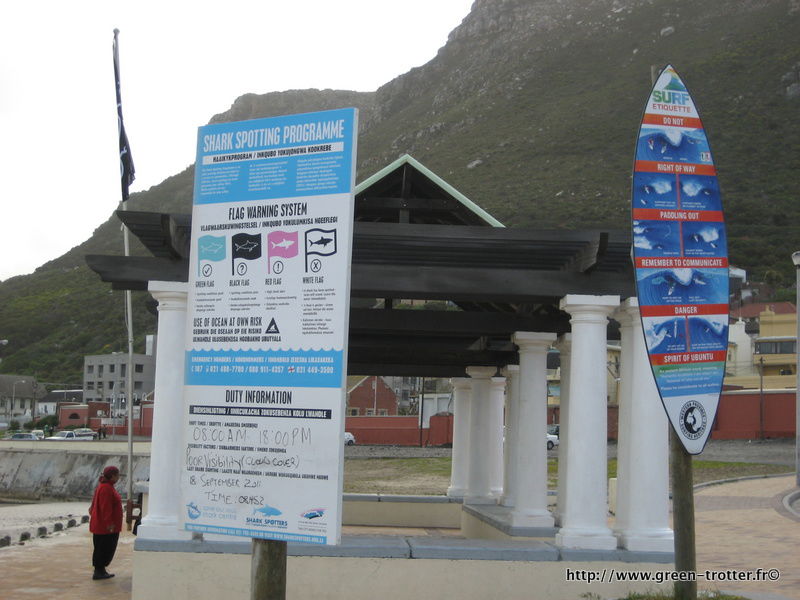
[
  {"x1": 0, "y1": 526, "x2": 135, "y2": 600},
  {"x1": 694, "y1": 475, "x2": 799, "y2": 600},
  {"x1": 0, "y1": 475, "x2": 797, "y2": 600}
]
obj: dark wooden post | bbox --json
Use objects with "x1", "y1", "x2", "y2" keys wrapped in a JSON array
[
  {"x1": 670, "y1": 428, "x2": 697, "y2": 600},
  {"x1": 251, "y1": 539, "x2": 287, "y2": 600}
]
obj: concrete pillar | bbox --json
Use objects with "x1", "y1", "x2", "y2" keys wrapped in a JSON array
[
  {"x1": 509, "y1": 332, "x2": 556, "y2": 527},
  {"x1": 489, "y1": 376, "x2": 506, "y2": 498},
  {"x1": 447, "y1": 378, "x2": 471, "y2": 498},
  {"x1": 553, "y1": 334, "x2": 572, "y2": 526},
  {"x1": 613, "y1": 298, "x2": 673, "y2": 551},
  {"x1": 556, "y1": 294, "x2": 619, "y2": 550},
  {"x1": 464, "y1": 366, "x2": 497, "y2": 504},
  {"x1": 137, "y1": 281, "x2": 191, "y2": 541},
  {"x1": 500, "y1": 365, "x2": 519, "y2": 507}
]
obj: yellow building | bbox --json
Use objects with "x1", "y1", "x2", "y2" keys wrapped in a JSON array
[{"x1": 725, "y1": 307, "x2": 797, "y2": 390}]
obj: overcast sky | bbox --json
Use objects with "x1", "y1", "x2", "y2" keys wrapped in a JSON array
[{"x1": 0, "y1": 0, "x2": 473, "y2": 281}]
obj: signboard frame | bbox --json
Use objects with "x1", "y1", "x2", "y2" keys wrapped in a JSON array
[{"x1": 179, "y1": 108, "x2": 358, "y2": 545}]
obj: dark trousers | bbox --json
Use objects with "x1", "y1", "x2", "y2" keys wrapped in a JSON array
[{"x1": 92, "y1": 533, "x2": 119, "y2": 571}]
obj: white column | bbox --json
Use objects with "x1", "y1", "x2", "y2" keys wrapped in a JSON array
[
  {"x1": 447, "y1": 378, "x2": 471, "y2": 498},
  {"x1": 500, "y1": 365, "x2": 519, "y2": 507},
  {"x1": 510, "y1": 332, "x2": 556, "y2": 527},
  {"x1": 613, "y1": 298, "x2": 673, "y2": 551},
  {"x1": 464, "y1": 366, "x2": 497, "y2": 504},
  {"x1": 556, "y1": 294, "x2": 619, "y2": 550},
  {"x1": 489, "y1": 376, "x2": 506, "y2": 498},
  {"x1": 137, "y1": 281, "x2": 191, "y2": 541},
  {"x1": 553, "y1": 334, "x2": 572, "y2": 526},
  {"x1": 613, "y1": 304, "x2": 635, "y2": 539}
]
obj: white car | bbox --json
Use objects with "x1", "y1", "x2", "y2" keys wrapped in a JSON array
[
  {"x1": 344, "y1": 432, "x2": 356, "y2": 446},
  {"x1": 547, "y1": 432, "x2": 559, "y2": 451},
  {"x1": 45, "y1": 431, "x2": 81, "y2": 441},
  {"x1": 9, "y1": 432, "x2": 40, "y2": 441},
  {"x1": 73, "y1": 427, "x2": 99, "y2": 439}
]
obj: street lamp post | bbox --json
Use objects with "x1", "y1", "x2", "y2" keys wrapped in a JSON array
[
  {"x1": 792, "y1": 251, "x2": 800, "y2": 488},
  {"x1": 758, "y1": 356, "x2": 765, "y2": 440}
]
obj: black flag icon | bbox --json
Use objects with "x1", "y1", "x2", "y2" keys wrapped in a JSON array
[
  {"x1": 231, "y1": 233, "x2": 262, "y2": 275},
  {"x1": 113, "y1": 29, "x2": 135, "y2": 202}
]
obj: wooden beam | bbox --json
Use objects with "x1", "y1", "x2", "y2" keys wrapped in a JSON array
[
  {"x1": 349, "y1": 308, "x2": 571, "y2": 336},
  {"x1": 347, "y1": 346, "x2": 516, "y2": 369},
  {"x1": 85, "y1": 255, "x2": 189, "y2": 285},
  {"x1": 350, "y1": 264, "x2": 635, "y2": 302},
  {"x1": 347, "y1": 362, "x2": 470, "y2": 377}
]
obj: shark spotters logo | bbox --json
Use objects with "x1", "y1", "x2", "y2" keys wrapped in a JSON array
[
  {"x1": 246, "y1": 503, "x2": 288, "y2": 528},
  {"x1": 186, "y1": 502, "x2": 201, "y2": 520},
  {"x1": 301, "y1": 508, "x2": 326, "y2": 520}
]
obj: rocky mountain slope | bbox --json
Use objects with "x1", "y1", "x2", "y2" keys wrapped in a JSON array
[{"x1": 2, "y1": 0, "x2": 799, "y2": 384}]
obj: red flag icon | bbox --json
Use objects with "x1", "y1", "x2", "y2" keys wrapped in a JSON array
[{"x1": 267, "y1": 230, "x2": 299, "y2": 273}]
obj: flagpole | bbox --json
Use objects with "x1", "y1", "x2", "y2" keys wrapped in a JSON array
[
  {"x1": 114, "y1": 28, "x2": 137, "y2": 529},
  {"x1": 123, "y1": 218, "x2": 135, "y2": 530}
]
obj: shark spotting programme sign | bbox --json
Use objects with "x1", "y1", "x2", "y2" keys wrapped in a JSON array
[{"x1": 179, "y1": 108, "x2": 358, "y2": 544}]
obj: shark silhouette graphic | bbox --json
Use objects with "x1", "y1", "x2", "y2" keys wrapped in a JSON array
[
  {"x1": 271, "y1": 238, "x2": 295, "y2": 250},
  {"x1": 234, "y1": 240, "x2": 259, "y2": 253},
  {"x1": 309, "y1": 236, "x2": 333, "y2": 247},
  {"x1": 253, "y1": 504, "x2": 282, "y2": 517}
]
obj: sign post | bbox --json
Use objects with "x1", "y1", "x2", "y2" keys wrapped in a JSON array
[
  {"x1": 252, "y1": 538, "x2": 287, "y2": 599},
  {"x1": 179, "y1": 109, "x2": 358, "y2": 596},
  {"x1": 670, "y1": 428, "x2": 697, "y2": 600},
  {"x1": 632, "y1": 65, "x2": 729, "y2": 599}
]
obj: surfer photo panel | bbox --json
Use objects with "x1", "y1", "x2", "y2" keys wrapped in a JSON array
[
  {"x1": 631, "y1": 65, "x2": 729, "y2": 454},
  {"x1": 635, "y1": 267, "x2": 728, "y2": 306}
]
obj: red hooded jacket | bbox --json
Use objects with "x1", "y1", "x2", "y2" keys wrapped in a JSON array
[{"x1": 89, "y1": 480, "x2": 123, "y2": 534}]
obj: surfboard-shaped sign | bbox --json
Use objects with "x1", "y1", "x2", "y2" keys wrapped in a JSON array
[{"x1": 631, "y1": 65, "x2": 729, "y2": 455}]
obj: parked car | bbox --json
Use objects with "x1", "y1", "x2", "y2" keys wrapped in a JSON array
[
  {"x1": 546, "y1": 432, "x2": 560, "y2": 451},
  {"x1": 73, "y1": 427, "x2": 99, "y2": 439},
  {"x1": 547, "y1": 424, "x2": 560, "y2": 438},
  {"x1": 344, "y1": 431, "x2": 356, "y2": 446},
  {"x1": 31, "y1": 429, "x2": 45, "y2": 440},
  {"x1": 9, "y1": 432, "x2": 40, "y2": 441},
  {"x1": 45, "y1": 430, "x2": 81, "y2": 441}
]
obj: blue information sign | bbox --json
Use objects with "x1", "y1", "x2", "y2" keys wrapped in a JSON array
[
  {"x1": 180, "y1": 108, "x2": 358, "y2": 544},
  {"x1": 632, "y1": 66, "x2": 729, "y2": 455}
]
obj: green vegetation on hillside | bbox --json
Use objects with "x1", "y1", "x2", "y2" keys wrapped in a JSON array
[
  {"x1": 0, "y1": 266, "x2": 155, "y2": 384},
  {"x1": 1, "y1": 0, "x2": 799, "y2": 384}
]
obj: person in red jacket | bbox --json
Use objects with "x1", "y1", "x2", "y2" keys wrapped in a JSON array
[{"x1": 89, "y1": 465, "x2": 123, "y2": 580}]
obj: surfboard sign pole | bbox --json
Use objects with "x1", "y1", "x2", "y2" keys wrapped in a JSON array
[{"x1": 632, "y1": 64, "x2": 730, "y2": 600}]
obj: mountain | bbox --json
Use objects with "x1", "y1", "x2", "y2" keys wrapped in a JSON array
[{"x1": 2, "y1": 0, "x2": 799, "y2": 385}]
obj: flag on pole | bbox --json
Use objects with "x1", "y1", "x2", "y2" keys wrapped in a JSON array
[{"x1": 113, "y1": 29, "x2": 135, "y2": 201}]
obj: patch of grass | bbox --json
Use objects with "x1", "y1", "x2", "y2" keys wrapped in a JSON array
[
  {"x1": 344, "y1": 456, "x2": 791, "y2": 495},
  {"x1": 344, "y1": 457, "x2": 452, "y2": 494},
  {"x1": 691, "y1": 460, "x2": 791, "y2": 485}
]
